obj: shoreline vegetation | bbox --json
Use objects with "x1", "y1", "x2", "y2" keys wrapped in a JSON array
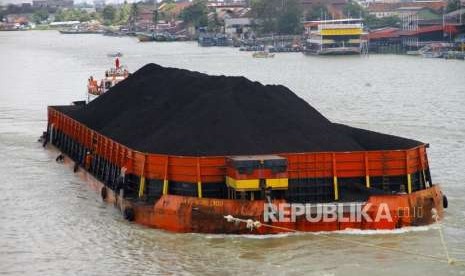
[{"x1": 1, "y1": 0, "x2": 463, "y2": 33}]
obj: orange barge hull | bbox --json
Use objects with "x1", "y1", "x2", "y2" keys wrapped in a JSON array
[
  {"x1": 65, "y1": 153, "x2": 444, "y2": 234},
  {"x1": 131, "y1": 187, "x2": 444, "y2": 234}
]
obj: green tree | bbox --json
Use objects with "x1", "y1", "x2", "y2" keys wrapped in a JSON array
[
  {"x1": 365, "y1": 15, "x2": 400, "y2": 29},
  {"x1": 78, "y1": 10, "x2": 91, "y2": 22},
  {"x1": 306, "y1": 4, "x2": 329, "y2": 20},
  {"x1": 250, "y1": 0, "x2": 302, "y2": 34},
  {"x1": 54, "y1": 9, "x2": 65, "y2": 21},
  {"x1": 54, "y1": 8, "x2": 90, "y2": 22},
  {"x1": 277, "y1": 0, "x2": 302, "y2": 34},
  {"x1": 129, "y1": 3, "x2": 139, "y2": 30},
  {"x1": 115, "y1": 3, "x2": 131, "y2": 24},
  {"x1": 250, "y1": 0, "x2": 278, "y2": 33},
  {"x1": 102, "y1": 5, "x2": 117, "y2": 24},
  {"x1": 446, "y1": 0, "x2": 461, "y2": 12},
  {"x1": 180, "y1": 0, "x2": 208, "y2": 28},
  {"x1": 159, "y1": 2, "x2": 177, "y2": 21},
  {"x1": 32, "y1": 8, "x2": 49, "y2": 24},
  {"x1": 208, "y1": 11, "x2": 221, "y2": 32},
  {"x1": 343, "y1": 0, "x2": 366, "y2": 18}
]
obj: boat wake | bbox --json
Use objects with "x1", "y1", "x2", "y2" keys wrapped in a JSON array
[
  {"x1": 316, "y1": 225, "x2": 437, "y2": 236},
  {"x1": 204, "y1": 225, "x2": 437, "y2": 240}
]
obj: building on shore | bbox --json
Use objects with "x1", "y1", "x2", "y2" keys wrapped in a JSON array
[
  {"x1": 300, "y1": 0, "x2": 349, "y2": 19},
  {"x1": 93, "y1": 0, "x2": 105, "y2": 12},
  {"x1": 207, "y1": 0, "x2": 248, "y2": 8},
  {"x1": 303, "y1": 18, "x2": 367, "y2": 55},
  {"x1": 367, "y1": 7, "x2": 464, "y2": 53},
  {"x1": 208, "y1": 3, "x2": 251, "y2": 38},
  {"x1": 1, "y1": 2, "x2": 33, "y2": 14},
  {"x1": 367, "y1": 1, "x2": 446, "y2": 19},
  {"x1": 224, "y1": 17, "x2": 252, "y2": 38},
  {"x1": 32, "y1": 0, "x2": 74, "y2": 11}
]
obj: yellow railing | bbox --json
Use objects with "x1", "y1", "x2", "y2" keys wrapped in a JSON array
[{"x1": 320, "y1": 28, "x2": 362, "y2": 36}]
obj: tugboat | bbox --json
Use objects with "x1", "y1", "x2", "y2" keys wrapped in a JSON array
[
  {"x1": 86, "y1": 58, "x2": 129, "y2": 102},
  {"x1": 107, "y1": 52, "x2": 123, "y2": 58},
  {"x1": 252, "y1": 51, "x2": 275, "y2": 58}
]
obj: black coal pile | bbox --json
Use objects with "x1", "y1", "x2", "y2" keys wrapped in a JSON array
[{"x1": 56, "y1": 63, "x2": 422, "y2": 156}]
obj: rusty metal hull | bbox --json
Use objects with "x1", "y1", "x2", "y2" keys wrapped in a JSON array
[{"x1": 62, "y1": 152, "x2": 444, "y2": 235}]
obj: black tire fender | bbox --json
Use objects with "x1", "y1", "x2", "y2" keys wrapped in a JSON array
[
  {"x1": 123, "y1": 207, "x2": 135, "y2": 222},
  {"x1": 101, "y1": 186, "x2": 108, "y2": 200},
  {"x1": 73, "y1": 162, "x2": 79, "y2": 173},
  {"x1": 443, "y1": 195, "x2": 448, "y2": 209}
]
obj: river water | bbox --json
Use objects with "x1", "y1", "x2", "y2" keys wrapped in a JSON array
[{"x1": 0, "y1": 31, "x2": 464, "y2": 275}]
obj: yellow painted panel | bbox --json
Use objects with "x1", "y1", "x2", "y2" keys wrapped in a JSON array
[
  {"x1": 226, "y1": 177, "x2": 288, "y2": 191},
  {"x1": 226, "y1": 176, "x2": 259, "y2": 191},
  {"x1": 333, "y1": 176, "x2": 339, "y2": 201},
  {"x1": 138, "y1": 176, "x2": 146, "y2": 198},
  {"x1": 162, "y1": 179, "x2": 168, "y2": 195},
  {"x1": 197, "y1": 181, "x2": 202, "y2": 198},
  {"x1": 321, "y1": 29, "x2": 362, "y2": 36},
  {"x1": 265, "y1": 178, "x2": 288, "y2": 189}
]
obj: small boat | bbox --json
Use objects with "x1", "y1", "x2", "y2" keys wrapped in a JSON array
[
  {"x1": 107, "y1": 52, "x2": 123, "y2": 58},
  {"x1": 444, "y1": 51, "x2": 465, "y2": 60},
  {"x1": 252, "y1": 51, "x2": 275, "y2": 58},
  {"x1": 198, "y1": 34, "x2": 215, "y2": 46},
  {"x1": 419, "y1": 43, "x2": 452, "y2": 58},
  {"x1": 87, "y1": 58, "x2": 130, "y2": 102},
  {"x1": 422, "y1": 51, "x2": 443, "y2": 58},
  {"x1": 406, "y1": 50, "x2": 421, "y2": 56},
  {"x1": 59, "y1": 28, "x2": 102, "y2": 34},
  {"x1": 137, "y1": 32, "x2": 154, "y2": 42},
  {"x1": 198, "y1": 33, "x2": 232, "y2": 47},
  {"x1": 137, "y1": 32, "x2": 175, "y2": 42},
  {"x1": 103, "y1": 30, "x2": 127, "y2": 37},
  {"x1": 174, "y1": 34, "x2": 189, "y2": 41},
  {"x1": 154, "y1": 32, "x2": 175, "y2": 41}
]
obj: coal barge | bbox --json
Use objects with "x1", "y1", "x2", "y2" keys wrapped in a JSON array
[{"x1": 43, "y1": 64, "x2": 447, "y2": 234}]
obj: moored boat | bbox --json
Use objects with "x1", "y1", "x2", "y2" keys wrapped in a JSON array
[
  {"x1": 252, "y1": 51, "x2": 275, "y2": 58},
  {"x1": 198, "y1": 33, "x2": 232, "y2": 47},
  {"x1": 136, "y1": 32, "x2": 154, "y2": 42},
  {"x1": 303, "y1": 18, "x2": 367, "y2": 55},
  {"x1": 59, "y1": 24, "x2": 103, "y2": 34},
  {"x1": 136, "y1": 31, "x2": 175, "y2": 42},
  {"x1": 59, "y1": 30, "x2": 101, "y2": 34}
]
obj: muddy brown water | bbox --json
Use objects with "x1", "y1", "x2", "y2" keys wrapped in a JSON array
[{"x1": 1, "y1": 31, "x2": 465, "y2": 275}]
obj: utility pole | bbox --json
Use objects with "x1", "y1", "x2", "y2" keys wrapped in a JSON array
[
  {"x1": 153, "y1": 0, "x2": 158, "y2": 31},
  {"x1": 460, "y1": 7, "x2": 463, "y2": 25}
]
